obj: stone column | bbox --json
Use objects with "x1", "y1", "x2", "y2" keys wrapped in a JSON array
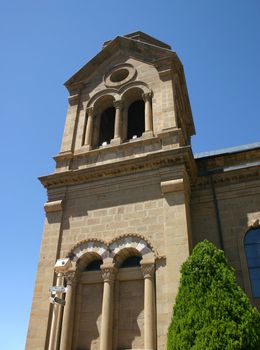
[
  {"x1": 100, "y1": 264, "x2": 117, "y2": 350},
  {"x1": 48, "y1": 273, "x2": 63, "y2": 350},
  {"x1": 122, "y1": 107, "x2": 128, "y2": 142},
  {"x1": 59, "y1": 271, "x2": 76, "y2": 350},
  {"x1": 141, "y1": 262, "x2": 155, "y2": 350},
  {"x1": 142, "y1": 92, "x2": 153, "y2": 138},
  {"x1": 111, "y1": 100, "x2": 123, "y2": 145},
  {"x1": 84, "y1": 107, "x2": 95, "y2": 150}
]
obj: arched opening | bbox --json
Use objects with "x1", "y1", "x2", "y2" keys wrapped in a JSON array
[
  {"x1": 114, "y1": 249, "x2": 144, "y2": 349},
  {"x1": 120, "y1": 255, "x2": 142, "y2": 268},
  {"x1": 74, "y1": 253, "x2": 103, "y2": 350},
  {"x1": 85, "y1": 258, "x2": 103, "y2": 271},
  {"x1": 98, "y1": 106, "x2": 115, "y2": 146},
  {"x1": 244, "y1": 227, "x2": 260, "y2": 297},
  {"x1": 127, "y1": 100, "x2": 145, "y2": 140}
]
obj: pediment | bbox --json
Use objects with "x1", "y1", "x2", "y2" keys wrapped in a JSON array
[{"x1": 65, "y1": 35, "x2": 179, "y2": 93}]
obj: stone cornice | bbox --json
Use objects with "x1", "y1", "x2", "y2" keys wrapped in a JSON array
[
  {"x1": 153, "y1": 56, "x2": 180, "y2": 79},
  {"x1": 192, "y1": 164, "x2": 260, "y2": 189},
  {"x1": 68, "y1": 93, "x2": 80, "y2": 106},
  {"x1": 40, "y1": 146, "x2": 195, "y2": 189},
  {"x1": 54, "y1": 129, "x2": 185, "y2": 163}
]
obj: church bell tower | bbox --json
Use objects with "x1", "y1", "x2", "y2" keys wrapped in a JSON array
[{"x1": 26, "y1": 31, "x2": 196, "y2": 350}]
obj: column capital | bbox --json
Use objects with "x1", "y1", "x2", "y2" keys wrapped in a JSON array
[
  {"x1": 113, "y1": 99, "x2": 124, "y2": 109},
  {"x1": 141, "y1": 262, "x2": 155, "y2": 279},
  {"x1": 55, "y1": 271, "x2": 63, "y2": 279},
  {"x1": 86, "y1": 106, "x2": 95, "y2": 117},
  {"x1": 64, "y1": 271, "x2": 77, "y2": 285},
  {"x1": 101, "y1": 264, "x2": 117, "y2": 282},
  {"x1": 142, "y1": 91, "x2": 153, "y2": 102}
]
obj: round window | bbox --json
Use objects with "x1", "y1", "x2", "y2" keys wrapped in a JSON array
[
  {"x1": 110, "y1": 69, "x2": 129, "y2": 83},
  {"x1": 104, "y1": 64, "x2": 136, "y2": 87}
]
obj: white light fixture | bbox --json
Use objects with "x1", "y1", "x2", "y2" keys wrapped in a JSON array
[
  {"x1": 102, "y1": 141, "x2": 108, "y2": 146},
  {"x1": 132, "y1": 135, "x2": 137, "y2": 139},
  {"x1": 54, "y1": 258, "x2": 72, "y2": 273}
]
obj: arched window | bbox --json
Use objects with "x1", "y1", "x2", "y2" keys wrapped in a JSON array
[
  {"x1": 244, "y1": 227, "x2": 260, "y2": 297},
  {"x1": 127, "y1": 100, "x2": 145, "y2": 140},
  {"x1": 98, "y1": 106, "x2": 115, "y2": 146},
  {"x1": 120, "y1": 255, "x2": 142, "y2": 268},
  {"x1": 85, "y1": 258, "x2": 103, "y2": 271},
  {"x1": 74, "y1": 254, "x2": 103, "y2": 349}
]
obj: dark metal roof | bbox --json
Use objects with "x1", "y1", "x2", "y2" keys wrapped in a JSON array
[{"x1": 194, "y1": 142, "x2": 260, "y2": 159}]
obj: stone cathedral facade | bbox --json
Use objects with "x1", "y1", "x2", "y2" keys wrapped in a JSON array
[{"x1": 26, "y1": 32, "x2": 260, "y2": 350}]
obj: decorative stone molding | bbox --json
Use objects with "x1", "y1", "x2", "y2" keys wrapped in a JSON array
[
  {"x1": 44, "y1": 200, "x2": 63, "y2": 213},
  {"x1": 109, "y1": 233, "x2": 157, "y2": 254},
  {"x1": 142, "y1": 91, "x2": 153, "y2": 102},
  {"x1": 86, "y1": 106, "x2": 95, "y2": 117},
  {"x1": 68, "y1": 240, "x2": 108, "y2": 262},
  {"x1": 160, "y1": 178, "x2": 184, "y2": 194},
  {"x1": 64, "y1": 271, "x2": 77, "y2": 285},
  {"x1": 120, "y1": 80, "x2": 151, "y2": 97},
  {"x1": 113, "y1": 99, "x2": 124, "y2": 109},
  {"x1": 141, "y1": 262, "x2": 155, "y2": 279},
  {"x1": 101, "y1": 264, "x2": 117, "y2": 282},
  {"x1": 154, "y1": 57, "x2": 177, "y2": 80},
  {"x1": 193, "y1": 166, "x2": 260, "y2": 188},
  {"x1": 104, "y1": 63, "x2": 136, "y2": 88},
  {"x1": 53, "y1": 150, "x2": 73, "y2": 162},
  {"x1": 66, "y1": 234, "x2": 162, "y2": 272},
  {"x1": 68, "y1": 94, "x2": 80, "y2": 106},
  {"x1": 40, "y1": 147, "x2": 195, "y2": 189},
  {"x1": 249, "y1": 219, "x2": 260, "y2": 228},
  {"x1": 86, "y1": 89, "x2": 120, "y2": 109},
  {"x1": 109, "y1": 235, "x2": 155, "y2": 258}
]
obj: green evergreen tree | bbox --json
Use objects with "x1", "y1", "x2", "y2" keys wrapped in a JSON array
[{"x1": 167, "y1": 240, "x2": 260, "y2": 350}]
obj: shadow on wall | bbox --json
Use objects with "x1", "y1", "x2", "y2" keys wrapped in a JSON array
[{"x1": 117, "y1": 279, "x2": 144, "y2": 349}]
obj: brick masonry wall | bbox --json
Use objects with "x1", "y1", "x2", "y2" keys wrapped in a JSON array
[{"x1": 191, "y1": 176, "x2": 260, "y2": 309}]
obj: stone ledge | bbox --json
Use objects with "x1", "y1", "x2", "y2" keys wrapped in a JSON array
[
  {"x1": 161, "y1": 179, "x2": 185, "y2": 193},
  {"x1": 44, "y1": 200, "x2": 63, "y2": 213},
  {"x1": 40, "y1": 147, "x2": 195, "y2": 189}
]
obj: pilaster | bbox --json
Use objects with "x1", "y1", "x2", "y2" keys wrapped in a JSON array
[
  {"x1": 161, "y1": 172, "x2": 191, "y2": 325},
  {"x1": 25, "y1": 198, "x2": 65, "y2": 350}
]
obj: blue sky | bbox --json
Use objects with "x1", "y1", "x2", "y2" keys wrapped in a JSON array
[{"x1": 0, "y1": 1, "x2": 259, "y2": 349}]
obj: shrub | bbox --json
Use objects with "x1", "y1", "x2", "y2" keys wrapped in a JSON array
[{"x1": 167, "y1": 240, "x2": 260, "y2": 350}]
